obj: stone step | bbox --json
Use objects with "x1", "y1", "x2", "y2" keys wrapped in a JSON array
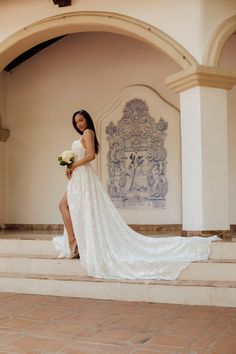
[
  {"x1": 0, "y1": 239, "x2": 58, "y2": 257},
  {"x1": 0, "y1": 255, "x2": 236, "y2": 282},
  {"x1": 0, "y1": 238, "x2": 235, "y2": 260},
  {"x1": 0, "y1": 272, "x2": 235, "y2": 307},
  {"x1": 178, "y1": 260, "x2": 236, "y2": 281},
  {"x1": 0, "y1": 256, "x2": 87, "y2": 276}
]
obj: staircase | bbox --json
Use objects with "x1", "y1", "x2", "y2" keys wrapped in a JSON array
[{"x1": 0, "y1": 233, "x2": 236, "y2": 307}]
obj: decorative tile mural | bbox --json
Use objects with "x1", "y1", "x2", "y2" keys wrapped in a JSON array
[{"x1": 106, "y1": 98, "x2": 168, "y2": 208}]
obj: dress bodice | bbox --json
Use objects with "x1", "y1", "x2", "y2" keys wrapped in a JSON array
[{"x1": 71, "y1": 139, "x2": 86, "y2": 161}]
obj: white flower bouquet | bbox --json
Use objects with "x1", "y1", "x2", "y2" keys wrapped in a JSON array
[{"x1": 58, "y1": 150, "x2": 75, "y2": 169}]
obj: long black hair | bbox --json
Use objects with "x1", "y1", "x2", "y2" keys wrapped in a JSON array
[{"x1": 72, "y1": 109, "x2": 99, "y2": 154}]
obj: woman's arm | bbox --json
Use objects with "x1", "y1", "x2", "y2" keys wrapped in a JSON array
[{"x1": 71, "y1": 129, "x2": 95, "y2": 172}]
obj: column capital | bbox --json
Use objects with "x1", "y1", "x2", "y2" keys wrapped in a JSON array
[{"x1": 166, "y1": 65, "x2": 236, "y2": 93}]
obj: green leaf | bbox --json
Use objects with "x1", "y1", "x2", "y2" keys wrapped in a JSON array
[{"x1": 59, "y1": 161, "x2": 67, "y2": 166}]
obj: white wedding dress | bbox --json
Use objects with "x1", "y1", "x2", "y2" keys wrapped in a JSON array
[{"x1": 53, "y1": 138, "x2": 219, "y2": 280}]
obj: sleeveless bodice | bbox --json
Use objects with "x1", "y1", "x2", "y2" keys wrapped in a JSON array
[{"x1": 71, "y1": 139, "x2": 86, "y2": 161}]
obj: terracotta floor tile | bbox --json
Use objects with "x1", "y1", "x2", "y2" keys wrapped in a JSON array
[
  {"x1": 132, "y1": 350, "x2": 166, "y2": 354},
  {"x1": 97, "y1": 300, "x2": 138, "y2": 309},
  {"x1": 60, "y1": 342, "x2": 130, "y2": 354},
  {"x1": 138, "y1": 343, "x2": 190, "y2": 353},
  {"x1": 62, "y1": 317, "x2": 96, "y2": 327},
  {"x1": 83, "y1": 328, "x2": 137, "y2": 345},
  {"x1": 206, "y1": 322, "x2": 229, "y2": 336},
  {"x1": 224, "y1": 321, "x2": 236, "y2": 335},
  {"x1": 107, "y1": 345, "x2": 134, "y2": 353},
  {"x1": 60, "y1": 347, "x2": 104, "y2": 354},
  {"x1": 0, "y1": 318, "x2": 38, "y2": 330},
  {"x1": 140, "y1": 312, "x2": 170, "y2": 322},
  {"x1": 196, "y1": 352, "x2": 230, "y2": 354},
  {"x1": 0, "y1": 304, "x2": 35, "y2": 314},
  {"x1": 109, "y1": 314, "x2": 158, "y2": 331},
  {"x1": 129, "y1": 331, "x2": 157, "y2": 345},
  {"x1": 145, "y1": 333, "x2": 195, "y2": 348},
  {"x1": 0, "y1": 327, "x2": 22, "y2": 336},
  {"x1": 0, "y1": 294, "x2": 235, "y2": 354},
  {"x1": 181, "y1": 311, "x2": 221, "y2": 321},
  {"x1": 165, "y1": 318, "x2": 213, "y2": 335},
  {"x1": 99, "y1": 315, "x2": 124, "y2": 328},
  {"x1": 147, "y1": 319, "x2": 174, "y2": 331},
  {"x1": 72, "y1": 326, "x2": 100, "y2": 338},
  {"x1": 200, "y1": 352, "x2": 233, "y2": 354},
  {"x1": 9, "y1": 335, "x2": 62, "y2": 351},
  {"x1": 0, "y1": 314, "x2": 10, "y2": 321},
  {"x1": 13, "y1": 294, "x2": 57, "y2": 305},
  {"x1": 0, "y1": 346, "x2": 39, "y2": 354},
  {"x1": 27, "y1": 321, "x2": 86, "y2": 339},
  {"x1": 0, "y1": 293, "x2": 19, "y2": 303},
  {"x1": 190, "y1": 335, "x2": 216, "y2": 350},
  {"x1": 44, "y1": 339, "x2": 71, "y2": 353},
  {"x1": 22, "y1": 308, "x2": 75, "y2": 321},
  {"x1": 163, "y1": 308, "x2": 190, "y2": 320},
  {"x1": 211, "y1": 335, "x2": 236, "y2": 353}
]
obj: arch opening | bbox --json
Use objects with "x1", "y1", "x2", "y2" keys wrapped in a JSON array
[
  {"x1": 0, "y1": 11, "x2": 197, "y2": 72},
  {"x1": 203, "y1": 15, "x2": 236, "y2": 67}
]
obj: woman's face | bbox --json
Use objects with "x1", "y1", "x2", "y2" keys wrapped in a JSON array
[{"x1": 75, "y1": 114, "x2": 88, "y2": 132}]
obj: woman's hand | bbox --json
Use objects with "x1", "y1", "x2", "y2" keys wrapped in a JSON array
[
  {"x1": 66, "y1": 168, "x2": 72, "y2": 180},
  {"x1": 71, "y1": 162, "x2": 80, "y2": 173}
]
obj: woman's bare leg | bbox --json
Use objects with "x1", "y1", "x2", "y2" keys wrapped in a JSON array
[{"x1": 59, "y1": 193, "x2": 79, "y2": 256}]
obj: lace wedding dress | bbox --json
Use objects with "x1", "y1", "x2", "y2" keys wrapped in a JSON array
[{"x1": 53, "y1": 139, "x2": 219, "y2": 280}]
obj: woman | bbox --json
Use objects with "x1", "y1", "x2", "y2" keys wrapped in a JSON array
[
  {"x1": 53, "y1": 110, "x2": 219, "y2": 280},
  {"x1": 56, "y1": 110, "x2": 99, "y2": 259}
]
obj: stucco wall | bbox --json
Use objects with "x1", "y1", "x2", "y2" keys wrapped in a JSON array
[
  {"x1": 220, "y1": 34, "x2": 236, "y2": 225},
  {"x1": 0, "y1": 0, "x2": 236, "y2": 65},
  {"x1": 0, "y1": 71, "x2": 7, "y2": 226},
  {"x1": 5, "y1": 32, "x2": 180, "y2": 224}
]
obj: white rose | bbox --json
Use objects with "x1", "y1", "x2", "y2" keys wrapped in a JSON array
[{"x1": 61, "y1": 150, "x2": 74, "y2": 163}]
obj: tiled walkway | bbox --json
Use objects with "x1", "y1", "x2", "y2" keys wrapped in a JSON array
[{"x1": 0, "y1": 293, "x2": 235, "y2": 354}]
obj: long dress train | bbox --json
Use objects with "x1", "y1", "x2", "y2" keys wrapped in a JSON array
[{"x1": 53, "y1": 139, "x2": 220, "y2": 280}]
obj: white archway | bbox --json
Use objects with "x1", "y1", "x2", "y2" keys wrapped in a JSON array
[
  {"x1": 0, "y1": 11, "x2": 197, "y2": 72},
  {"x1": 203, "y1": 15, "x2": 236, "y2": 67}
]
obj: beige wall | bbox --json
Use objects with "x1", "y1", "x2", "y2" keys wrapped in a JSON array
[
  {"x1": 220, "y1": 34, "x2": 236, "y2": 224},
  {"x1": 0, "y1": 140, "x2": 4, "y2": 226},
  {"x1": 2, "y1": 12, "x2": 236, "y2": 226},
  {"x1": 0, "y1": 71, "x2": 7, "y2": 226},
  {"x1": 5, "y1": 32, "x2": 180, "y2": 224},
  {"x1": 0, "y1": 0, "x2": 236, "y2": 64}
]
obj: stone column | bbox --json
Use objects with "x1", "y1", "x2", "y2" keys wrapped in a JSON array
[{"x1": 166, "y1": 65, "x2": 236, "y2": 238}]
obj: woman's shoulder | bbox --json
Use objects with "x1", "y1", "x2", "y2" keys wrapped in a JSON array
[{"x1": 83, "y1": 129, "x2": 94, "y2": 136}]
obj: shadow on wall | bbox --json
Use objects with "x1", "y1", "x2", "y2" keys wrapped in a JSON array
[{"x1": 0, "y1": 115, "x2": 10, "y2": 142}]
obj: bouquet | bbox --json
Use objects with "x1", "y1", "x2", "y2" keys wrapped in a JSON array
[{"x1": 58, "y1": 150, "x2": 75, "y2": 169}]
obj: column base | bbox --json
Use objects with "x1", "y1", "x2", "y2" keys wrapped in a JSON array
[{"x1": 181, "y1": 230, "x2": 232, "y2": 240}]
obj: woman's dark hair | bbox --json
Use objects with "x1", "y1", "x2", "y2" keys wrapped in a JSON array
[{"x1": 72, "y1": 109, "x2": 99, "y2": 154}]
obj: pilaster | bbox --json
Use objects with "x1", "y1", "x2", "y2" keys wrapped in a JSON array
[{"x1": 166, "y1": 66, "x2": 236, "y2": 237}]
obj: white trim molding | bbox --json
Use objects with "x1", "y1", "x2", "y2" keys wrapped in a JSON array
[{"x1": 166, "y1": 65, "x2": 236, "y2": 93}]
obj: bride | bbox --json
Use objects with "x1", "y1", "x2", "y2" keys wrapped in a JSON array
[{"x1": 53, "y1": 109, "x2": 219, "y2": 280}]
